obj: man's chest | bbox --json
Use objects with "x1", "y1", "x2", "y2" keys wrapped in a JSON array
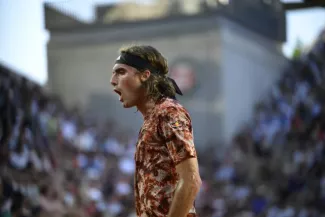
[{"x1": 135, "y1": 120, "x2": 170, "y2": 165}]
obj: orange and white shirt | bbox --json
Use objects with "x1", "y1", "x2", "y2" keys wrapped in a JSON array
[{"x1": 134, "y1": 97, "x2": 197, "y2": 217}]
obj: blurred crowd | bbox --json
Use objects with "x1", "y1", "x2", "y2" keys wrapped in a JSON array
[
  {"x1": 0, "y1": 66, "x2": 137, "y2": 217},
  {"x1": 196, "y1": 28, "x2": 325, "y2": 217},
  {"x1": 1, "y1": 29, "x2": 325, "y2": 217}
]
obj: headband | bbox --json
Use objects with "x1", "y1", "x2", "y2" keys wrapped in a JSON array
[{"x1": 115, "y1": 52, "x2": 183, "y2": 96}]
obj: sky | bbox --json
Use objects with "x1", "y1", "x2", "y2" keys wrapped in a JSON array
[
  {"x1": 284, "y1": 7, "x2": 325, "y2": 57},
  {"x1": 0, "y1": 0, "x2": 48, "y2": 85}
]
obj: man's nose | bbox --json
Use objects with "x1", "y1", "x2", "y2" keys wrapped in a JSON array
[{"x1": 110, "y1": 74, "x2": 117, "y2": 87}]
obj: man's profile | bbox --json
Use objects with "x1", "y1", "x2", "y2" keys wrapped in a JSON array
[{"x1": 110, "y1": 45, "x2": 201, "y2": 217}]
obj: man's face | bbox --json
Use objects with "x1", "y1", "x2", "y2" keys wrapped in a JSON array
[{"x1": 110, "y1": 63, "x2": 144, "y2": 108}]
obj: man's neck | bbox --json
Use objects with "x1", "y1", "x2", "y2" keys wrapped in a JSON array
[{"x1": 137, "y1": 97, "x2": 156, "y2": 119}]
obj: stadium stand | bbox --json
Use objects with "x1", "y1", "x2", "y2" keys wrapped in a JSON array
[{"x1": 0, "y1": 28, "x2": 324, "y2": 217}]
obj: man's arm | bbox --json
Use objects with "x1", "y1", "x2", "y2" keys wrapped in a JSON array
[
  {"x1": 159, "y1": 106, "x2": 202, "y2": 217},
  {"x1": 167, "y1": 158, "x2": 202, "y2": 217}
]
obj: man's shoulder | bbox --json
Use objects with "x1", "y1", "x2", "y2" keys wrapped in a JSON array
[
  {"x1": 156, "y1": 98, "x2": 193, "y2": 134},
  {"x1": 156, "y1": 98, "x2": 190, "y2": 118}
]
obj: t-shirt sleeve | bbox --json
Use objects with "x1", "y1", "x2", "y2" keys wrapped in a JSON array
[{"x1": 159, "y1": 106, "x2": 197, "y2": 165}]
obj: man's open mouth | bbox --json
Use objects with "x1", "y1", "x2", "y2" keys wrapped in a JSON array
[
  {"x1": 114, "y1": 89, "x2": 123, "y2": 102},
  {"x1": 114, "y1": 89, "x2": 121, "y2": 96}
]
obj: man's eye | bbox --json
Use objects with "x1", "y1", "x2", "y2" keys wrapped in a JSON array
[{"x1": 117, "y1": 71, "x2": 126, "y2": 75}]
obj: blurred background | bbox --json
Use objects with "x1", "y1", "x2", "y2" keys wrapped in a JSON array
[{"x1": 0, "y1": 0, "x2": 325, "y2": 217}]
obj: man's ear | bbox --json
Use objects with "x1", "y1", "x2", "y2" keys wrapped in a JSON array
[{"x1": 140, "y1": 69, "x2": 151, "y2": 82}]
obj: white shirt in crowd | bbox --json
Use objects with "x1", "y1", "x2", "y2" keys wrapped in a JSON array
[
  {"x1": 115, "y1": 180, "x2": 132, "y2": 196},
  {"x1": 61, "y1": 120, "x2": 76, "y2": 141},
  {"x1": 118, "y1": 157, "x2": 135, "y2": 175},
  {"x1": 105, "y1": 137, "x2": 124, "y2": 156},
  {"x1": 10, "y1": 145, "x2": 29, "y2": 170},
  {"x1": 107, "y1": 200, "x2": 123, "y2": 216},
  {"x1": 74, "y1": 130, "x2": 95, "y2": 151},
  {"x1": 87, "y1": 187, "x2": 102, "y2": 202}
]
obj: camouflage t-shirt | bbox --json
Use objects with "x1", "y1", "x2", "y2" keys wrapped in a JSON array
[{"x1": 134, "y1": 98, "x2": 197, "y2": 217}]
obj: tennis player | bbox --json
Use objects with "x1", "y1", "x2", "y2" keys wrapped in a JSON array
[{"x1": 110, "y1": 45, "x2": 201, "y2": 217}]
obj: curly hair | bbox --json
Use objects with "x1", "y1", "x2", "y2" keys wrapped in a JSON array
[{"x1": 119, "y1": 45, "x2": 176, "y2": 102}]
